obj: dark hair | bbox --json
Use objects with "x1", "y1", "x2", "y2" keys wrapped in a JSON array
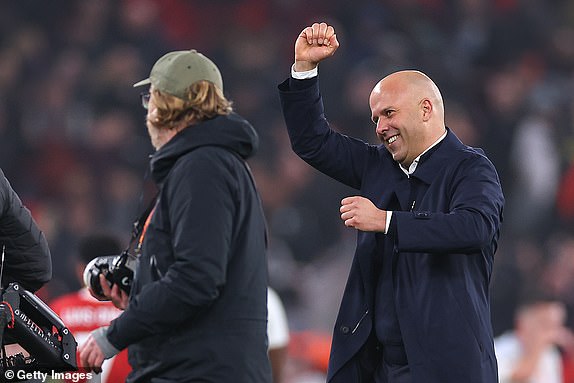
[
  {"x1": 77, "y1": 233, "x2": 122, "y2": 265},
  {"x1": 515, "y1": 285, "x2": 561, "y2": 313}
]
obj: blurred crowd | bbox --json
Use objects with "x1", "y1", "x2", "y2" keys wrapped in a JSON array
[{"x1": 2, "y1": 0, "x2": 574, "y2": 380}]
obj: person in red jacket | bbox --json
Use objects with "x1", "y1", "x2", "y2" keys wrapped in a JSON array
[{"x1": 50, "y1": 233, "x2": 131, "y2": 383}]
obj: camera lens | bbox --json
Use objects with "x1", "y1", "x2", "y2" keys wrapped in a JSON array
[{"x1": 83, "y1": 256, "x2": 116, "y2": 300}]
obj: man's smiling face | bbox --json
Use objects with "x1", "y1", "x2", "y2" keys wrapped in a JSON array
[{"x1": 370, "y1": 78, "x2": 425, "y2": 168}]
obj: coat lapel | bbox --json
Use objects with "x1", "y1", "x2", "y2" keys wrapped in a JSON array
[{"x1": 411, "y1": 128, "x2": 465, "y2": 185}]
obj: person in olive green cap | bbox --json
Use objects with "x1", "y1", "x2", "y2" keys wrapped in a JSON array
[
  {"x1": 79, "y1": 49, "x2": 272, "y2": 383},
  {"x1": 133, "y1": 49, "x2": 224, "y2": 99}
]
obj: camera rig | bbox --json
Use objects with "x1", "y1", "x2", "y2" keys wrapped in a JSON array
[{"x1": 0, "y1": 283, "x2": 77, "y2": 377}]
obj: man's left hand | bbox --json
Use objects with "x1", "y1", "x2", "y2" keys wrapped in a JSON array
[
  {"x1": 78, "y1": 333, "x2": 104, "y2": 374},
  {"x1": 340, "y1": 196, "x2": 387, "y2": 232}
]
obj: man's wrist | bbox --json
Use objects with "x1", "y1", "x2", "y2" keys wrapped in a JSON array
[
  {"x1": 92, "y1": 327, "x2": 121, "y2": 359},
  {"x1": 294, "y1": 60, "x2": 318, "y2": 72}
]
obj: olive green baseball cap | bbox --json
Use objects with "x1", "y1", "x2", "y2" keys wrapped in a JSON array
[{"x1": 133, "y1": 49, "x2": 223, "y2": 99}]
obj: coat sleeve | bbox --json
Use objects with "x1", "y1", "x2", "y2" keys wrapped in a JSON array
[
  {"x1": 391, "y1": 153, "x2": 504, "y2": 253},
  {"x1": 278, "y1": 77, "x2": 374, "y2": 190},
  {"x1": 0, "y1": 169, "x2": 51, "y2": 292},
  {"x1": 107, "y1": 150, "x2": 236, "y2": 349}
]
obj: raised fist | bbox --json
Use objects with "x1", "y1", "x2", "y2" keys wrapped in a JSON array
[{"x1": 294, "y1": 22, "x2": 340, "y2": 72}]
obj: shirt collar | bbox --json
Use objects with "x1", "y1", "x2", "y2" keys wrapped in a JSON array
[{"x1": 399, "y1": 129, "x2": 447, "y2": 177}]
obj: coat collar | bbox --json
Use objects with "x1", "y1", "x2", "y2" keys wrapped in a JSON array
[
  {"x1": 149, "y1": 112, "x2": 258, "y2": 184},
  {"x1": 406, "y1": 127, "x2": 465, "y2": 185},
  {"x1": 387, "y1": 128, "x2": 466, "y2": 211}
]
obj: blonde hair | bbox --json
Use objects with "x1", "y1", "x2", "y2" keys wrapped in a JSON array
[{"x1": 150, "y1": 81, "x2": 233, "y2": 130}]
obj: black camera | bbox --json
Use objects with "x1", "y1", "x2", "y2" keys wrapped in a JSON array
[
  {"x1": 83, "y1": 251, "x2": 137, "y2": 300},
  {"x1": 0, "y1": 283, "x2": 78, "y2": 376}
]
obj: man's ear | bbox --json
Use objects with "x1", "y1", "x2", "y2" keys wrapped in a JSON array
[{"x1": 421, "y1": 99, "x2": 432, "y2": 122}]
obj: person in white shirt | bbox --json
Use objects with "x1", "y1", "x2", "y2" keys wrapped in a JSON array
[{"x1": 495, "y1": 295, "x2": 574, "y2": 383}]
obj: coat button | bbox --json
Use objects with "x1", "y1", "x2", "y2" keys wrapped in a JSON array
[{"x1": 340, "y1": 325, "x2": 350, "y2": 334}]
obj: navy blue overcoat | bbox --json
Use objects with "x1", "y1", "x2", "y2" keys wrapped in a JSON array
[{"x1": 279, "y1": 77, "x2": 504, "y2": 383}]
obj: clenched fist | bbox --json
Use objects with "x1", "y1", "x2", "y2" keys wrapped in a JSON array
[
  {"x1": 340, "y1": 196, "x2": 387, "y2": 232},
  {"x1": 294, "y1": 22, "x2": 340, "y2": 72}
]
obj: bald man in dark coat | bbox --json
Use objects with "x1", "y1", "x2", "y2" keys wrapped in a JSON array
[{"x1": 278, "y1": 22, "x2": 504, "y2": 383}]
